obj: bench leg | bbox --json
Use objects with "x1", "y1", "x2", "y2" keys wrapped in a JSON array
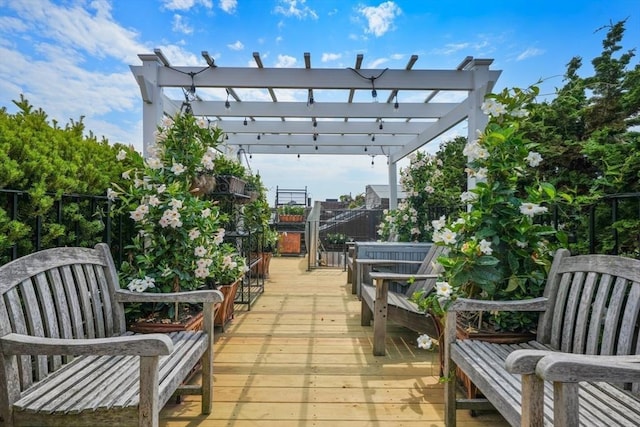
[
  {"x1": 202, "y1": 303, "x2": 214, "y2": 414},
  {"x1": 521, "y1": 374, "x2": 544, "y2": 427},
  {"x1": 361, "y1": 299, "x2": 373, "y2": 326},
  {"x1": 139, "y1": 356, "x2": 160, "y2": 427},
  {"x1": 553, "y1": 382, "x2": 579, "y2": 427},
  {"x1": 372, "y1": 278, "x2": 388, "y2": 356}
]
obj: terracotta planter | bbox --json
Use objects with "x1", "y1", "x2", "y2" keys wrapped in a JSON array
[
  {"x1": 215, "y1": 279, "x2": 240, "y2": 331},
  {"x1": 278, "y1": 232, "x2": 301, "y2": 254},
  {"x1": 251, "y1": 252, "x2": 273, "y2": 278},
  {"x1": 279, "y1": 214, "x2": 304, "y2": 222},
  {"x1": 129, "y1": 310, "x2": 204, "y2": 334}
]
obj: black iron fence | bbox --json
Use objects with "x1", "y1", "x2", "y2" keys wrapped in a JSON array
[
  {"x1": 0, "y1": 189, "x2": 134, "y2": 266},
  {"x1": 4, "y1": 189, "x2": 640, "y2": 267}
]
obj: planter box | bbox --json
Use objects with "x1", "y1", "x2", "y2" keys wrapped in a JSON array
[
  {"x1": 279, "y1": 232, "x2": 301, "y2": 254},
  {"x1": 129, "y1": 310, "x2": 204, "y2": 334},
  {"x1": 279, "y1": 214, "x2": 304, "y2": 223},
  {"x1": 215, "y1": 279, "x2": 240, "y2": 331},
  {"x1": 216, "y1": 175, "x2": 246, "y2": 194},
  {"x1": 251, "y1": 252, "x2": 273, "y2": 278}
]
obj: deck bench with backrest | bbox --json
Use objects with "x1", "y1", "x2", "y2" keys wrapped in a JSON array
[
  {"x1": 444, "y1": 249, "x2": 640, "y2": 426},
  {"x1": 359, "y1": 243, "x2": 445, "y2": 356},
  {"x1": 0, "y1": 243, "x2": 223, "y2": 427}
]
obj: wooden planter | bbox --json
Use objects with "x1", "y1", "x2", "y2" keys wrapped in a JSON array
[
  {"x1": 215, "y1": 279, "x2": 240, "y2": 331},
  {"x1": 129, "y1": 310, "x2": 204, "y2": 334},
  {"x1": 279, "y1": 232, "x2": 301, "y2": 254}
]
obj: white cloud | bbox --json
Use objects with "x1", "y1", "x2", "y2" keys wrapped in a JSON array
[
  {"x1": 321, "y1": 53, "x2": 342, "y2": 62},
  {"x1": 172, "y1": 15, "x2": 193, "y2": 34},
  {"x1": 274, "y1": 0, "x2": 318, "y2": 20},
  {"x1": 161, "y1": 0, "x2": 213, "y2": 11},
  {"x1": 275, "y1": 54, "x2": 297, "y2": 68},
  {"x1": 358, "y1": 1, "x2": 401, "y2": 37},
  {"x1": 227, "y1": 40, "x2": 244, "y2": 51},
  {"x1": 368, "y1": 57, "x2": 389, "y2": 69},
  {"x1": 517, "y1": 47, "x2": 545, "y2": 61},
  {"x1": 219, "y1": 0, "x2": 237, "y2": 13},
  {"x1": 390, "y1": 53, "x2": 404, "y2": 60},
  {"x1": 275, "y1": 36, "x2": 283, "y2": 43}
]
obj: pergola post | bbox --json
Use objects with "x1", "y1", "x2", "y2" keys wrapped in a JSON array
[
  {"x1": 387, "y1": 161, "x2": 398, "y2": 210},
  {"x1": 465, "y1": 59, "x2": 492, "y2": 191},
  {"x1": 133, "y1": 54, "x2": 165, "y2": 157}
]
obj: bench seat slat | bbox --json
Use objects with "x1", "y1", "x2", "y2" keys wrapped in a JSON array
[
  {"x1": 13, "y1": 331, "x2": 208, "y2": 415},
  {"x1": 453, "y1": 339, "x2": 640, "y2": 426}
]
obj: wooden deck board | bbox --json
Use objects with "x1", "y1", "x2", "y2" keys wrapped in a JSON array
[{"x1": 160, "y1": 257, "x2": 508, "y2": 426}]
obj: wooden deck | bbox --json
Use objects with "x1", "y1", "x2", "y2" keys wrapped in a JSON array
[{"x1": 160, "y1": 256, "x2": 508, "y2": 426}]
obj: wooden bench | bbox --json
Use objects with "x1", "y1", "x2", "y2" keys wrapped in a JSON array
[
  {"x1": 444, "y1": 249, "x2": 640, "y2": 426},
  {"x1": 353, "y1": 242, "x2": 433, "y2": 297},
  {"x1": 359, "y1": 244, "x2": 445, "y2": 356},
  {"x1": 0, "y1": 243, "x2": 224, "y2": 427}
]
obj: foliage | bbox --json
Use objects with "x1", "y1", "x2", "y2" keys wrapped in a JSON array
[
  {"x1": 278, "y1": 205, "x2": 305, "y2": 215},
  {"x1": 110, "y1": 113, "x2": 247, "y2": 303},
  {"x1": 524, "y1": 19, "x2": 639, "y2": 255},
  {"x1": 0, "y1": 96, "x2": 137, "y2": 264},
  {"x1": 326, "y1": 232, "x2": 347, "y2": 245},
  {"x1": 241, "y1": 172, "x2": 278, "y2": 252},
  {"x1": 213, "y1": 153, "x2": 247, "y2": 178},
  {"x1": 377, "y1": 137, "x2": 466, "y2": 242},
  {"x1": 414, "y1": 87, "x2": 569, "y2": 332},
  {"x1": 339, "y1": 193, "x2": 366, "y2": 208}
]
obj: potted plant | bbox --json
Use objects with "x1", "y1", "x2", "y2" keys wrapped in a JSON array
[
  {"x1": 411, "y1": 86, "x2": 569, "y2": 394},
  {"x1": 108, "y1": 112, "x2": 248, "y2": 328},
  {"x1": 241, "y1": 173, "x2": 277, "y2": 277},
  {"x1": 278, "y1": 205, "x2": 305, "y2": 222},
  {"x1": 214, "y1": 153, "x2": 247, "y2": 195}
]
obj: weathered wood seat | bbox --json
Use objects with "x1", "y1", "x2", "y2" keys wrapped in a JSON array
[
  {"x1": 444, "y1": 249, "x2": 640, "y2": 426},
  {"x1": 0, "y1": 243, "x2": 223, "y2": 427},
  {"x1": 359, "y1": 244, "x2": 445, "y2": 356}
]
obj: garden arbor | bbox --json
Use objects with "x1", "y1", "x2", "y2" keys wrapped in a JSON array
[{"x1": 130, "y1": 49, "x2": 501, "y2": 208}]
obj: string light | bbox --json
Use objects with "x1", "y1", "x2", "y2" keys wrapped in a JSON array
[
  {"x1": 394, "y1": 93, "x2": 399, "y2": 111},
  {"x1": 224, "y1": 89, "x2": 231, "y2": 110},
  {"x1": 243, "y1": 117, "x2": 248, "y2": 126}
]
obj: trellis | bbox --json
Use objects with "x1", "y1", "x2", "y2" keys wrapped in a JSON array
[{"x1": 130, "y1": 49, "x2": 501, "y2": 208}]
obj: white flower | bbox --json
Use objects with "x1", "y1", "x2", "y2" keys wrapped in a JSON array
[
  {"x1": 107, "y1": 188, "x2": 118, "y2": 201},
  {"x1": 417, "y1": 334, "x2": 433, "y2": 350},
  {"x1": 188, "y1": 228, "x2": 201, "y2": 240},
  {"x1": 460, "y1": 191, "x2": 478, "y2": 203},
  {"x1": 525, "y1": 151, "x2": 543, "y2": 167},
  {"x1": 127, "y1": 276, "x2": 155, "y2": 292},
  {"x1": 145, "y1": 157, "x2": 163, "y2": 170},
  {"x1": 436, "y1": 281, "x2": 452, "y2": 298},
  {"x1": 520, "y1": 203, "x2": 548, "y2": 217},
  {"x1": 516, "y1": 240, "x2": 528, "y2": 248},
  {"x1": 425, "y1": 185, "x2": 435, "y2": 194},
  {"x1": 479, "y1": 239, "x2": 493, "y2": 255},
  {"x1": 411, "y1": 227, "x2": 421, "y2": 235},
  {"x1": 197, "y1": 117, "x2": 207, "y2": 129},
  {"x1": 169, "y1": 198, "x2": 183, "y2": 209},
  {"x1": 194, "y1": 246, "x2": 207, "y2": 257},
  {"x1": 431, "y1": 216, "x2": 446, "y2": 232},
  {"x1": 147, "y1": 195, "x2": 160, "y2": 207},
  {"x1": 201, "y1": 154, "x2": 215, "y2": 170},
  {"x1": 202, "y1": 208, "x2": 211, "y2": 218},
  {"x1": 116, "y1": 149, "x2": 127, "y2": 161},
  {"x1": 475, "y1": 167, "x2": 488, "y2": 180},
  {"x1": 122, "y1": 170, "x2": 131, "y2": 180},
  {"x1": 171, "y1": 162, "x2": 186, "y2": 175},
  {"x1": 159, "y1": 216, "x2": 170, "y2": 228},
  {"x1": 214, "y1": 228, "x2": 225, "y2": 245},
  {"x1": 434, "y1": 228, "x2": 457, "y2": 245},
  {"x1": 463, "y1": 140, "x2": 489, "y2": 162},
  {"x1": 197, "y1": 258, "x2": 213, "y2": 268},
  {"x1": 511, "y1": 108, "x2": 529, "y2": 118},
  {"x1": 129, "y1": 205, "x2": 148, "y2": 222},
  {"x1": 194, "y1": 267, "x2": 209, "y2": 278},
  {"x1": 481, "y1": 98, "x2": 507, "y2": 117}
]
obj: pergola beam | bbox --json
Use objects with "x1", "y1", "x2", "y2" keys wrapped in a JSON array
[{"x1": 210, "y1": 120, "x2": 428, "y2": 135}]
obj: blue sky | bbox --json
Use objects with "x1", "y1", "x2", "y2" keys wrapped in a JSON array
[{"x1": 1, "y1": 0, "x2": 638, "y2": 203}]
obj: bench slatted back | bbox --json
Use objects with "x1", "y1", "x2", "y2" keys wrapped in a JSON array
[
  {"x1": 404, "y1": 245, "x2": 447, "y2": 297},
  {"x1": 539, "y1": 250, "x2": 640, "y2": 361},
  {"x1": 0, "y1": 244, "x2": 125, "y2": 391}
]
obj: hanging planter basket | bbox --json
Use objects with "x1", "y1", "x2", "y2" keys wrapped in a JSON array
[{"x1": 216, "y1": 175, "x2": 246, "y2": 194}]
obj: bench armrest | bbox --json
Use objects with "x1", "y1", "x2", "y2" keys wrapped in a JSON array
[
  {"x1": 369, "y1": 272, "x2": 439, "y2": 282},
  {"x1": 449, "y1": 297, "x2": 548, "y2": 312},
  {"x1": 536, "y1": 353, "x2": 640, "y2": 382},
  {"x1": 115, "y1": 288, "x2": 224, "y2": 304},
  {"x1": 355, "y1": 258, "x2": 424, "y2": 266},
  {"x1": 505, "y1": 349, "x2": 557, "y2": 374},
  {"x1": 0, "y1": 332, "x2": 174, "y2": 356}
]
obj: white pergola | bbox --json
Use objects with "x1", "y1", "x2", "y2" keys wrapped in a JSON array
[{"x1": 130, "y1": 49, "x2": 501, "y2": 208}]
